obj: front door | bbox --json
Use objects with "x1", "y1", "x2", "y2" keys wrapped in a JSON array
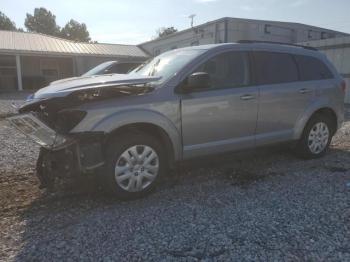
[{"x1": 180, "y1": 51, "x2": 259, "y2": 158}]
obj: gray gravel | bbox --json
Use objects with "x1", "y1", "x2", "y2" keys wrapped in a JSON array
[
  {"x1": 0, "y1": 92, "x2": 31, "y2": 118},
  {"x1": 0, "y1": 96, "x2": 349, "y2": 261}
]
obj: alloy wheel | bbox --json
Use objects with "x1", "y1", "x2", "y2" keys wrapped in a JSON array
[
  {"x1": 114, "y1": 145, "x2": 159, "y2": 192},
  {"x1": 307, "y1": 122, "x2": 329, "y2": 154}
]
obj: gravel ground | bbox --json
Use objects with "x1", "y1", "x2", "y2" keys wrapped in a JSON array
[
  {"x1": 0, "y1": 92, "x2": 31, "y2": 118},
  {"x1": 0, "y1": 94, "x2": 350, "y2": 261}
]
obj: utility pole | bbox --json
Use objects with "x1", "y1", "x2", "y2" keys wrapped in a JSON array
[{"x1": 189, "y1": 14, "x2": 196, "y2": 28}]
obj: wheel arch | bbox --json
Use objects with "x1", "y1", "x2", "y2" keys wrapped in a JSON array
[
  {"x1": 91, "y1": 109, "x2": 182, "y2": 164},
  {"x1": 104, "y1": 122, "x2": 177, "y2": 166},
  {"x1": 311, "y1": 108, "x2": 337, "y2": 133},
  {"x1": 294, "y1": 106, "x2": 338, "y2": 139}
]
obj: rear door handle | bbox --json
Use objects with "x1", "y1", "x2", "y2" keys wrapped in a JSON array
[
  {"x1": 240, "y1": 94, "x2": 255, "y2": 100},
  {"x1": 299, "y1": 88, "x2": 311, "y2": 94}
]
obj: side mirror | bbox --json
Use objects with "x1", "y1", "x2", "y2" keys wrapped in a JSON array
[{"x1": 183, "y1": 72, "x2": 211, "y2": 92}]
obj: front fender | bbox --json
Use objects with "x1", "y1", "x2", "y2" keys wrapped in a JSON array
[{"x1": 80, "y1": 109, "x2": 182, "y2": 161}]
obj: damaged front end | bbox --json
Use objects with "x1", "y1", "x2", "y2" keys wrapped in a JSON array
[
  {"x1": 8, "y1": 110, "x2": 106, "y2": 189},
  {"x1": 7, "y1": 75, "x2": 159, "y2": 189},
  {"x1": 36, "y1": 132, "x2": 105, "y2": 189}
]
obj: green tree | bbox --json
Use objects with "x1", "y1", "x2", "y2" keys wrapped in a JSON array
[
  {"x1": 0, "y1": 11, "x2": 17, "y2": 31},
  {"x1": 25, "y1": 7, "x2": 60, "y2": 36},
  {"x1": 156, "y1": 26, "x2": 178, "y2": 38},
  {"x1": 60, "y1": 19, "x2": 91, "y2": 42}
]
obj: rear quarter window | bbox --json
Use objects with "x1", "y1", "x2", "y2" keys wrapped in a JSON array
[{"x1": 295, "y1": 55, "x2": 334, "y2": 81}]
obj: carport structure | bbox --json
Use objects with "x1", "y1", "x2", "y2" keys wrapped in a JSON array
[{"x1": 0, "y1": 30, "x2": 149, "y2": 92}]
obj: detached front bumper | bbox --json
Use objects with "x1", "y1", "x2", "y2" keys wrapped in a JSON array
[
  {"x1": 7, "y1": 113, "x2": 72, "y2": 150},
  {"x1": 7, "y1": 113, "x2": 105, "y2": 189}
]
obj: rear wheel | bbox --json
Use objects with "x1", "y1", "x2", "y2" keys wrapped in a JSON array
[
  {"x1": 295, "y1": 114, "x2": 334, "y2": 159},
  {"x1": 102, "y1": 132, "x2": 166, "y2": 199}
]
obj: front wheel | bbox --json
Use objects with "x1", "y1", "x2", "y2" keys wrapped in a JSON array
[
  {"x1": 102, "y1": 132, "x2": 166, "y2": 199},
  {"x1": 295, "y1": 114, "x2": 334, "y2": 159}
]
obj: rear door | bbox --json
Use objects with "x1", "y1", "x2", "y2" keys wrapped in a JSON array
[
  {"x1": 253, "y1": 51, "x2": 316, "y2": 146},
  {"x1": 180, "y1": 51, "x2": 259, "y2": 158}
]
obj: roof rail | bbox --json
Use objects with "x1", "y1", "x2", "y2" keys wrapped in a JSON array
[{"x1": 237, "y1": 40, "x2": 318, "y2": 51}]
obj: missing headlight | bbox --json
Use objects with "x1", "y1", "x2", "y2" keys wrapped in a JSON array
[{"x1": 55, "y1": 110, "x2": 87, "y2": 133}]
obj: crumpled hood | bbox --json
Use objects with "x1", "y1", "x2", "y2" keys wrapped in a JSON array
[{"x1": 33, "y1": 74, "x2": 161, "y2": 100}]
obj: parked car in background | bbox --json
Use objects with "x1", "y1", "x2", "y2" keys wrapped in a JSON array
[
  {"x1": 49, "y1": 60, "x2": 142, "y2": 85},
  {"x1": 8, "y1": 42, "x2": 345, "y2": 199},
  {"x1": 82, "y1": 60, "x2": 143, "y2": 76}
]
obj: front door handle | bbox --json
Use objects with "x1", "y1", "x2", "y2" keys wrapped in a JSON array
[
  {"x1": 240, "y1": 94, "x2": 255, "y2": 100},
  {"x1": 299, "y1": 88, "x2": 311, "y2": 94}
]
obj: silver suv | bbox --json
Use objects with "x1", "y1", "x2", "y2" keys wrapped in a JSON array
[{"x1": 9, "y1": 42, "x2": 346, "y2": 199}]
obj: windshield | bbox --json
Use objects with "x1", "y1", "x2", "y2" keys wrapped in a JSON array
[
  {"x1": 82, "y1": 61, "x2": 116, "y2": 76},
  {"x1": 129, "y1": 49, "x2": 205, "y2": 82}
]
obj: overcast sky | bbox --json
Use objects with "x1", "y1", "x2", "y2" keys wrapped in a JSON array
[{"x1": 1, "y1": 0, "x2": 350, "y2": 44}]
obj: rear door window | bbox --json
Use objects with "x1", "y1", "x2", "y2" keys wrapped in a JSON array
[
  {"x1": 253, "y1": 51, "x2": 299, "y2": 85},
  {"x1": 295, "y1": 55, "x2": 334, "y2": 81}
]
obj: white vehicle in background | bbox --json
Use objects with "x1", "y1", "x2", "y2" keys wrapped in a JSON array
[{"x1": 50, "y1": 60, "x2": 143, "y2": 85}]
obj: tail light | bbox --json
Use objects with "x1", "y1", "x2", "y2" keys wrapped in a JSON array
[{"x1": 341, "y1": 80, "x2": 347, "y2": 93}]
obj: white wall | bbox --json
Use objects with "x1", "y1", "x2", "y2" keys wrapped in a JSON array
[
  {"x1": 227, "y1": 19, "x2": 345, "y2": 44},
  {"x1": 226, "y1": 19, "x2": 295, "y2": 43}
]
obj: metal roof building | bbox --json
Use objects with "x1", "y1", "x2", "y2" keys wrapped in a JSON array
[
  {"x1": 0, "y1": 30, "x2": 149, "y2": 91},
  {"x1": 0, "y1": 30, "x2": 148, "y2": 58},
  {"x1": 140, "y1": 17, "x2": 348, "y2": 56}
]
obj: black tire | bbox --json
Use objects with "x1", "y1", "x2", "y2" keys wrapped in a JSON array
[
  {"x1": 295, "y1": 114, "x2": 334, "y2": 159},
  {"x1": 101, "y1": 132, "x2": 167, "y2": 200}
]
